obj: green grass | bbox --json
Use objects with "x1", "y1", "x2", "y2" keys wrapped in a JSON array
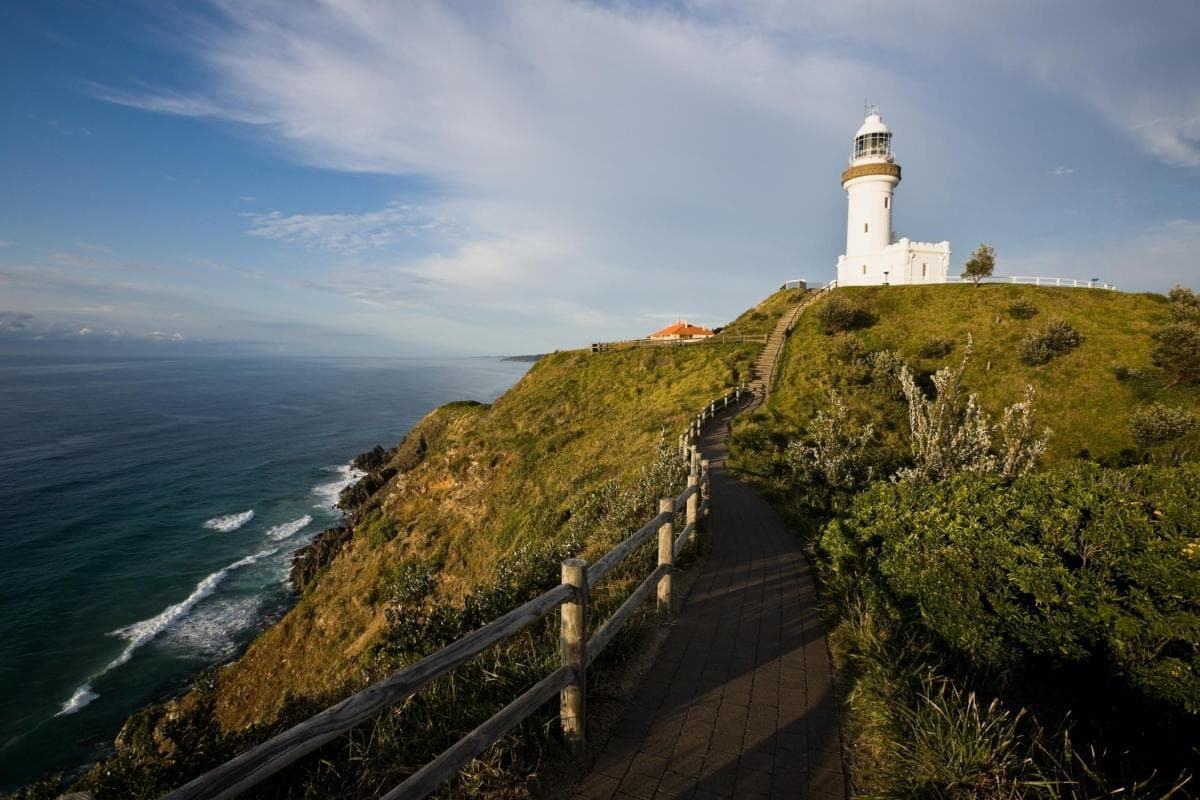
[
  {"x1": 719, "y1": 287, "x2": 805, "y2": 338},
  {"x1": 763, "y1": 284, "x2": 1196, "y2": 463},
  {"x1": 737, "y1": 283, "x2": 1200, "y2": 799},
  {"x1": 38, "y1": 335, "x2": 760, "y2": 800}
]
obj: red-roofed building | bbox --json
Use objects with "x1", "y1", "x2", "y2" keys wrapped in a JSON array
[{"x1": 648, "y1": 320, "x2": 715, "y2": 341}]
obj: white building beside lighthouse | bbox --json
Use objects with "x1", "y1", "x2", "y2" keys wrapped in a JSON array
[{"x1": 836, "y1": 108, "x2": 951, "y2": 286}]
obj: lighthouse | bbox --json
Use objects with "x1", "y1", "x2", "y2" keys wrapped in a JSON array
[{"x1": 836, "y1": 108, "x2": 950, "y2": 286}]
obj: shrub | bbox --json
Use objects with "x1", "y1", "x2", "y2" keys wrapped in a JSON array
[
  {"x1": 1019, "y1": 319, "x2": 1083, "y2": 366},
  {"x1": 382, "y1": 561, "x2": 437, "y2": 606},
  {"x1": 1007, "y1": 298, "x2": 1039, "y2": 319},
  {"x1": 867, "y1": 349, "x2": 906, "y2": 399},
  {"x1": 833, "y1": 333, "x2": 867, "y2": 364},
  {"x1": 894, "y1": 337, "x2": 1050, "y2": 482},
  {"x1": 1152, "y1": 319, "x2": 1200, "y2": 386},
  {"x1": 784, "y1": 390, "x2": 876, "y2": 499},
  {"x1": 816, "y1": 296, "x2": 873, "y2": 334},
  {"x1": 820, "y1": 462, "x2": 1200, "y2": 713},
  {"x1": 1131, "y1": 404, "x2": 1197, "y2": 448},
  {"x1": 918, "y1": 338, "x2": 955, "y2": 359},
  {"x1": 1168, "y1": 285, "x2": 1200, "y2": 322}
]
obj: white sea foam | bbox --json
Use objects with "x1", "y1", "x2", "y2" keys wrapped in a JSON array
[
  {"x1": 311, "y1": 464, "x2": 365, "y2": 511},
  {"x1": 203, "y1": 509, "x2": 255, "y2": 532},
  {"x1": 106, "y1": 548, "x2": 277, "y2": 670},
  {"x1": 266, "y1": 514, "x2": 313, "y2": 541},
  {"x1": 164, "y1": 595, "x2": 264, "y2": 659},
  {"x1": 55, "y1": 547, "x2": 278, "y2": 717},
  {"x1": 55, "y1": 683, "x2": 98, "y2": 716}
]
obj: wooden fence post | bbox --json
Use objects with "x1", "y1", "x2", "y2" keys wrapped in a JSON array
[
  {"x1": 700, "y1": 459, "x2": 711, "y2": 517},
  {"x1": 685, "y1": 469, "x2": 698, "y2": 533},
  {"x1": 657, "y1": 499, "x2": 674, "y2": 616},
  {"x1": 560, "y1": 558, "x2": 588, "y2": 754}
]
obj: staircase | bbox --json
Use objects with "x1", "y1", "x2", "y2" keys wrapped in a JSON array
[{"x1": 747, "y1": 294, "x2": 814, "y2": 406}]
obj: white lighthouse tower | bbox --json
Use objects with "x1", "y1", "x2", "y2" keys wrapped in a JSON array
[{"x1": 836, "y1": 108, "x2": 950, "y2": 286}]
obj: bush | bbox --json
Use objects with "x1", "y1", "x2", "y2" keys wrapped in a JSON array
[
  {"x1": 819, "y1": 462, "x2": 1200, "y2": 713},
  {"x1": 918, "y1": 338, "x2": 955, "y2": 359},
  {"x1": 1152, "y1": 319, "x2": 1200, "y2": 386},
  {"x1": 894, "y1": 337, "x2": 1049, "y2": 482},
  {"x1": 1019, "y1": 319, "x2": 1084, "y2": 366},
  {"x1": 816, "y1": 296, "x2": 874, "y2": 334},
  {"x1": 1007, "y1": 298, "x2": 1039, "y2": 319},
  {"x1": 1131, "y1": 404, "x2": 1197, "y2": 448},
  {"x1": 784, "y1": 390, "x2": 876, "y2": 503}
]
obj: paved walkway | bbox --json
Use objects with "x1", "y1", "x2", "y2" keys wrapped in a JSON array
[{"x1": 570, "y1": 306, "x2": 846, "y2": 800}]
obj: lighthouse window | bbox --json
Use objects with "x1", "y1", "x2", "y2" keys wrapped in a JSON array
[
  {"x1": 884, "y1": 197, "x2": 889, "y2": 209},
  {"x1": 922, "y1": 263, "x2": 927, "y2": 277},
  {"x1": 864, "y1": 223, "x2": 869, "y2": 233},
  {"x1": 861, "y1": 265, "x2": 867, "y2": 275}
]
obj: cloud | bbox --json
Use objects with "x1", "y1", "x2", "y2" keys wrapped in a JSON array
[
  {"x1": 0, "y1": 311, "x2": 35, "y2": 331},
  {"x1": 79, "y1": 0, "x2": 1199, "y2": 350},
  {"x1": 0, "y1": 240, "x2": 12, "y2": 248},
  {"x1": 244, "y1": 203, "x2": 461, "y2": 253}
]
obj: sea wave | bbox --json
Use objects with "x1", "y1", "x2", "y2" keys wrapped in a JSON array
[
  {"x1": 107, "y1": 547, "x2": 278, "y2": 669},
  {"x1": 54, "y1": 546, "x2": 280, "y2": 716},
  {"x1": 164, "y1": 595, "x2": 264, "y2": 659},
  {"x1": 311, "y1": 464, "x2": 365, "y2": 511},
  {"x1": 203, "y1": 509, "x2": 255, "y2": 532},
  {"x1": 55, "y1": 684, "x2": 98, "y2": 717},
  {"x1": 266, "y1": 515, "x2": 313, "y2": 541}
]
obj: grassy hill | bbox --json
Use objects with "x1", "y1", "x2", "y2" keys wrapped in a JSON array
[
  {"x1": 743, "y1": 284, "x2": 1198, "y2": 468},
  {"x1": 733, "y1": 282, "x2": 1200, "y2": 798},
  {"x1": 212, "y1": 342, "x2": 759, "y2": 730},
  {"x1": 38, "y1": 298, "x2": 807, "y2": 799}
]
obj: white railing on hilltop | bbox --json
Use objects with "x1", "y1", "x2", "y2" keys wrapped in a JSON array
[{"x1": 945, "y1": 275, "x2": 1118, "y2": 290}]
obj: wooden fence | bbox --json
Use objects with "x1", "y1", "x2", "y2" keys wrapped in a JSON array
[
  {"x1": 590, "y1": 334, "x2": 765, "y2": 353},
  {"x1": 160, "y1": 385, "x2": 746, "y2": 800}
]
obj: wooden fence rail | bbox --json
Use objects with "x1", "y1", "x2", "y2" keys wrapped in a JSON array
[
  {"x1": 160, "y1": 385, "x2": 733, "y2": 800},
  {"x1": 590, "y1": 333, "x2": 766, "y2": 353}
]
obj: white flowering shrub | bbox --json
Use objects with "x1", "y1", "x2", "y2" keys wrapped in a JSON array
[
  {"x1": 895, "y1": 336, "x2": 1050, "y2": 483},
  {"x1": 995, "y1": 386, "x2": 1049, "y2": 480},
  {"x1": 784, "y1": 390, "x2": 876, "y2": 493}
]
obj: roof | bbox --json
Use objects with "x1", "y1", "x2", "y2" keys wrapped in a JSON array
[
  {"x1": 855, "y1": 112, "x2": 890, "y2": 138},
  {"x1": 649, "y1": 320, "x2": 715, "y2": 339}
]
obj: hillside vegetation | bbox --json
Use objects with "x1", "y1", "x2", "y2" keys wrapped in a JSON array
[
  {"x1": 739, "y1": 284, "x2": 1197, "y2": 471},
  {"x1": 732, "y1": 283, "x2": 1200, "y2": 798},
  {"x1": 30, "y1": 302, "x2": 801, "y2": 798},
  {"x1": 212, "y1": 343, "x2": 757, "y2": 730}
]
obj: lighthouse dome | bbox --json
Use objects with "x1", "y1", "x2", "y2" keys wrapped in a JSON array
[
  {"x1": 851, "y1": 109, "x2": 893, "y2": 163},
  {"x1": 855, "y1": 113, "x2": 890, "y2": 138}
]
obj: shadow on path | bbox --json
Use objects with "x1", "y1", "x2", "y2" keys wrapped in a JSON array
[{"x1": 567, "y1": 383, "x2": 848, "y2": 799}]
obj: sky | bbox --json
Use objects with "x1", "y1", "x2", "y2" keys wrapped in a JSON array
[{"x1": 1, "y1": 0, "x2": 1198, "y2": 356}]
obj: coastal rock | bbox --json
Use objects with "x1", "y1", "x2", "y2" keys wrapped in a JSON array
[
  {"x1": 289, "y1": 527, "x2": 352, "y2": 593},
  {"x1": 338, "y1": 466, "x2": 397, "y2": 512},
  {"x1": 351, "y1": 444, "x2": 392, "y2": 473}
]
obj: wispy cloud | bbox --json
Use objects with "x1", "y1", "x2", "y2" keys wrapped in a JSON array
[
  {"x1": 0, "y1": 240, "x2": 12, "y2": 248},
  {"x1": 73, "y1": 0, "x2": 1199, "y2": 350},
  {"x1": 244, "y1": 203, "x2": 461, "y2": 253},
  {"x1": 0, "y1": 311, "x2": 35, "y2": 331}
]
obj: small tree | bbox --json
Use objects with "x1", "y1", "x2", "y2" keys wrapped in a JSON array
[{"x1": 961, "y1": 243, "x2": 996, "y2": 286}]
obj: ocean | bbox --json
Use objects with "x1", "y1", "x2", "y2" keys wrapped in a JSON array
[{"x1": 0, "y1": 354, "x2": 530, "y2": 791}]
